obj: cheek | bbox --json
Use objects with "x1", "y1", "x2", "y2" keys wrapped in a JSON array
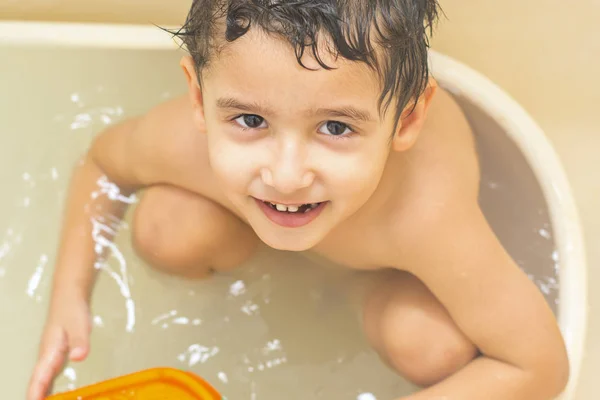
[
  {"x1": 323, "y1": 148, "x2": 388, "y2": 199},
  {"x1": 207, "y1": 134, "x2": 266, "y2": 191},
  {"x1": 209, "y1": 142, "x2": 247, "y2": 187}
]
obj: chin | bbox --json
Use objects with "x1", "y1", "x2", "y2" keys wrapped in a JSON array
[{"x1": 256, "y1": 231, "x2": 321, "y2": 252}]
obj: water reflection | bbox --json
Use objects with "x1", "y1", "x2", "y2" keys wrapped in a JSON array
[
  {"x1": 26, "y1": 254, "x2": 48, "y2": 302},
  {"x1": 178, "y1": 344, "x2": 220, "y2": 367},
  {"x1": 91, "y1": 214, "x2": 136, "y2": 333},
  {"x1": 357, "y1": 394, "x2": 377, "y2": 400},
  {"x1": 151, "y1": 310, "x2": 202, "y2": 328},
  {"x1": 62, "y1": 367, "x2": 77, "y2": 392}
]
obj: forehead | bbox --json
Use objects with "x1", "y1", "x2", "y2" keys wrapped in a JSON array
[{"x1": 202, "y1": 29, "x2": 382, "y2": 110}]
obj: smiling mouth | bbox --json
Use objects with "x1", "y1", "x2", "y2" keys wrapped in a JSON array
[
  {"x1": 262, "y1": 201, "x2": 322, "y2": 214},
  {"x1": 253, "y1": 198, "x2": 328, "y2": 228}
]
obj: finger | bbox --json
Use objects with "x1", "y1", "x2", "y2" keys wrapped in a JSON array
[
  {"x1": 69, "y1": 346, "x2": 88, "y2": 362},
  {"x1": 67, "y1": 324, "x2": 90, "y2": 362},
  {"x1": 27, "y1": 365, "x2": 54, "y2": 400},
  {"x1": 28, "y1": 339, "x2": 68, "y2": 400}
]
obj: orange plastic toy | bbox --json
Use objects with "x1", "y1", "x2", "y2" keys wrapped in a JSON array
[{"x1": 46, "y1": 368, "x2": 221, "y2": 399}]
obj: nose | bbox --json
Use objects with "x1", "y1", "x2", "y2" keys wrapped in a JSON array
[{"x1": 261, "y1": 136, "x2": 315, "y2": 194}]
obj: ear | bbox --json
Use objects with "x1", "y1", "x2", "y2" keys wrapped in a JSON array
[
  {"x1": 392, "y1": 78, "x2": 438, "y2": 152},
  {"x1": 180, "y1": 55, "x2": 207, "y2": 133}
]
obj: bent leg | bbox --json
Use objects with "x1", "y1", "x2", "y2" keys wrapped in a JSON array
[
  {"x1": 362, "y1": 270, "x2": 478, "y2": 387},
  {"x1": 132, "y1": 185, "x2": 259, "y2": 278}
]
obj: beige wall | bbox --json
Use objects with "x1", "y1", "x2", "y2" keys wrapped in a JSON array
[
  {"x1": 1, "y1": 1, "x2": 598, "y2": 398},
  {"x1": 0, "y1": 0, "x2": 190, "y2": 25}
]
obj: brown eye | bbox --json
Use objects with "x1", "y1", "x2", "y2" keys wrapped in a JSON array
[
  {"x1": 319, "y1": 121, "x2": 352, "y2": 136},
  {"x1": 235, "y1": 114, "x2": 266, "y2": 129}
]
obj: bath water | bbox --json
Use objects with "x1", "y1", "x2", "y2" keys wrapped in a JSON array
[{"x1": 0, "y1": 45, "x2": 558, "y2": 399}]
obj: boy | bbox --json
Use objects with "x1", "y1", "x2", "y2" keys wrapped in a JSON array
[{"x1": 28, "y1": 1, "x2": 569, "y2": 399}]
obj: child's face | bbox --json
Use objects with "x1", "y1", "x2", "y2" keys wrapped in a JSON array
[{"x1": 191, "y1": 30, "x2": 400, "y2": 251}]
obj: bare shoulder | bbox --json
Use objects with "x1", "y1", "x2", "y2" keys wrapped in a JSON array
[
  {"x1": 130, "y1": 95, "x2": 214, "y2": 191},
  {"x1": 381, "y1": 88, "x2": 481, "y2": 261},
  {"x1": 90, "y1": 94, "x2": 231, "y2": 206},
  {"x1": 413, "y1": 88, "x2": 479, "y2": 196}
]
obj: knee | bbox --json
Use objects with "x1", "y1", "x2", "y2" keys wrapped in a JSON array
[
  {"x1": 131, "y1": 194, "x2": 224, "y2": 273},
  {"x1": 382, "y1": 312, "x2": 477, "y2": 386},
  {"x1": 131, "y1": 188, "x2": 258, "y2": 275},
  {"x1": 365, "y1": 298, "x2": 478, "y2": 387},
  {"x1": 132, "y1": 203, "x2": 204, "y2": 270}
]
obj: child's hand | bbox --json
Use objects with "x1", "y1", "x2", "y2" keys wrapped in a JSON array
[{"x1": 27, "y1": 294, "x2": 91, "y2": 400}]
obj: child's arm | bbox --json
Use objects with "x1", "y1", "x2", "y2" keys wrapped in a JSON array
[
  {"x1": 396, "y1": 204, "x2": 569, "y2": 400},
  {"x1": 27, "y1": 95, "x2": 199, "y2": 400},
  {"x1": 27, "y1": 118, "x2": 140, "y2": 400}
]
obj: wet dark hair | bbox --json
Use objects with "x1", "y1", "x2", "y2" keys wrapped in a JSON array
[{"x1": 170, "y1": 0, "x2": 441, "y2": 124}]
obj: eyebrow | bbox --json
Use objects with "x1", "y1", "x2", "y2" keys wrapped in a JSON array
[
  {"x1": 311, "y1": 106, "x2": 374, "y2": 123},
  {"x1": 216, "y1": 97, "x2": 275, "y2": 116},
  {"x1": 216, "y1": 97, "x2": 375, "y2": 123}
]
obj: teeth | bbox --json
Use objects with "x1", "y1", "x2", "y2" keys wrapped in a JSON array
[{"x1": 267, "y1": 201, "x2": 322, "y2": 213}]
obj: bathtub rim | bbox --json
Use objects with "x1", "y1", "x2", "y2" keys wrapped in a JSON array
[
  {"x1": 0, "y1": 20, "x2": 180, "y2": 49},
  {"x1": 429, "y1": 51, "x2": 587, "y2": 400},
  {"x1": 0, "y1": 20, "x2": 587, "y2": 400}
]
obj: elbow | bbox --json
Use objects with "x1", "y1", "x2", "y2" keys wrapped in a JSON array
[
  {"x1": 529, "y1": 345, "x2": 570, "y2": 399},
  {"x1": 548, "y1": 341, "x2": 571, "y2": 397},
  {"x1": 552, "y1": 354, "x2": 571, "y2": 397}
]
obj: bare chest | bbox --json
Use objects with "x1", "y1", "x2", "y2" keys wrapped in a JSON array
[{"x1": 307, "y1": 211, "x2": 400, "y2": 271}]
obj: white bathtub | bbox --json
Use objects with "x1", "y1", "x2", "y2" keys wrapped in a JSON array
[{"x1": 0, "y1": 21, "x2": 586, "y2": 399}]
